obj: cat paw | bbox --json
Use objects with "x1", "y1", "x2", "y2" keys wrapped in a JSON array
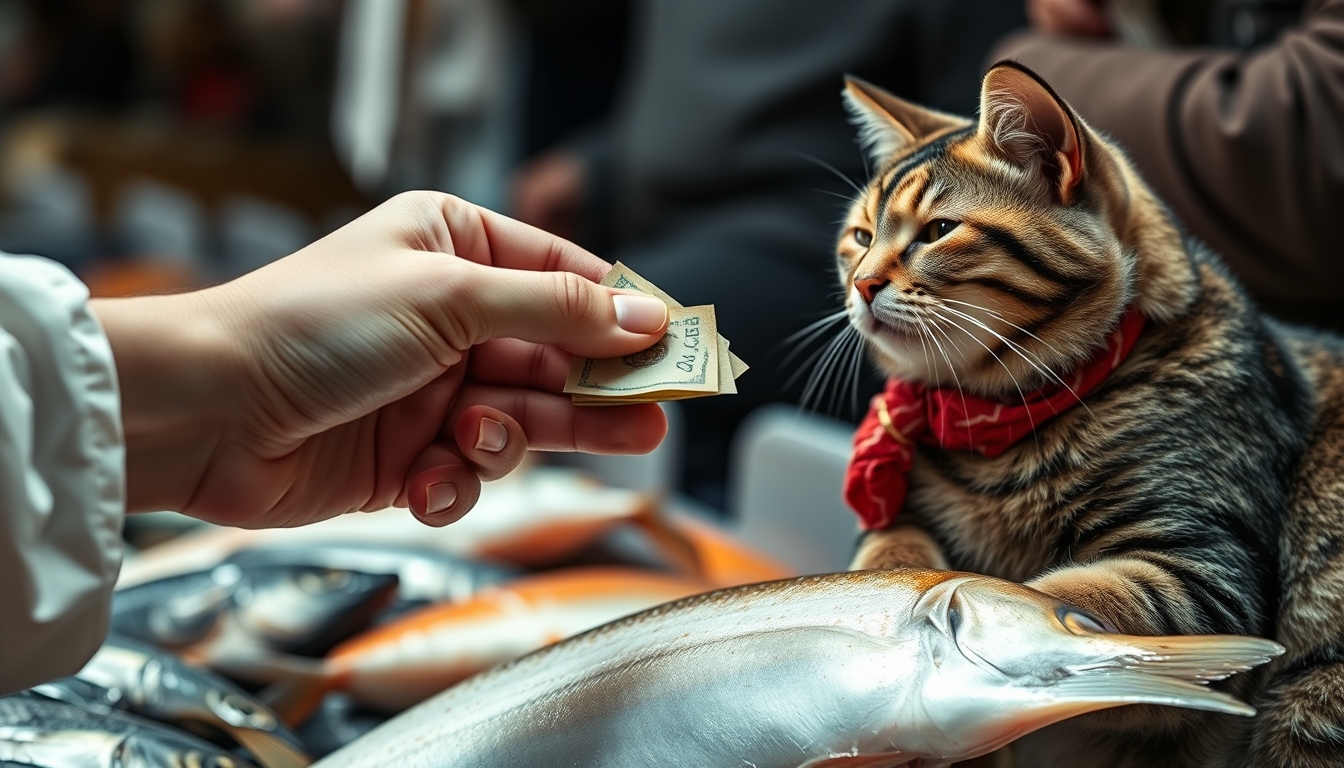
[{"x1": 849, "y1": 526, "x2": 950, "y2": 571}]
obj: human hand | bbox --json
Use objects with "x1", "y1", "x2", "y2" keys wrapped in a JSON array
[
  {"x1": 510, "y1": 150, "x2": 586, "y2": 241},
  {"x1": 93, "y1": 192, "x2": 670, "y2": 529},
  {"x1": 1027, "y1": 0, "x2": 1111, "y2": 38}
]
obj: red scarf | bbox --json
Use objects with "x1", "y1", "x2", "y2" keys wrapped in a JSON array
[{"x1": 844, "y1": 307, "x2": 1146, "y2": 531}]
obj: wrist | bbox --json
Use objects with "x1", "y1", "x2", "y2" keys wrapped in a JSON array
[{"x1": 90, "y1": 289, "x2": 236, "y2": 513}]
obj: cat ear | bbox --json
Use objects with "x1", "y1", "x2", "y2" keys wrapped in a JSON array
[
  {"x1": 843, "y1": 76, "x2": 968, "y2": 166},
  {"x1": 978, "y1": 62, "x2": 1085, "y2": 204}
]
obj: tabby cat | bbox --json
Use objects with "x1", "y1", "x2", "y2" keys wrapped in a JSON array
[{"x1": 837, "y1": 62, "x2": 1344, "y2": 768}]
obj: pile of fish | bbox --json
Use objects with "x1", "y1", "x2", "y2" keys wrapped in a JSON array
[
  {"x1": 1, "y1": 469, "x2": 1284, "y2": 767},
  {"x1": 4, "y1": 469, "x2": 788, "y2": 766}
]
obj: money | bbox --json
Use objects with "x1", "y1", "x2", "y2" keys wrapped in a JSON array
[{"x1": 565, "y1": 262, "x2": 748, "y2": 405}]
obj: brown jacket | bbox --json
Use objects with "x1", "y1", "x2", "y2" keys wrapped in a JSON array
[{"x1": 993, "y1": 0, "x2": 1344, "y2": 329}]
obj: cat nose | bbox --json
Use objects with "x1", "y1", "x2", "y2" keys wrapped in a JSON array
[{"x1": 854, "y1": 276, "x2": 889, "y2": 304}]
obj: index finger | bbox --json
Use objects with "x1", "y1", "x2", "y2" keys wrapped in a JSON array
[{"x1": 436, "y1": 195, "x2": 611, "y2": 281}]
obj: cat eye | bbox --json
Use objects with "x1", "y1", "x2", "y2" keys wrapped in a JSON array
[
  {"x1": 853, "y1": 229, "x2": 873, "y2": 248},
  {"x1": 917, "y1": 219, "x2": 959, "y2": 244}
]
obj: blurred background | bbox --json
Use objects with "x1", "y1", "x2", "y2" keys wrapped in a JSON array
[
  {"x1": 0, "y1": 0, "x2": 630, "y2": 286},
  {"x1": 0, "y1": 0, "x2": 1031, "y2": 513}
]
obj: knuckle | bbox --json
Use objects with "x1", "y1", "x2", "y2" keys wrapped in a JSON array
[{"x1": 556, "y1": 271, "x2": 597, "y2": 322}]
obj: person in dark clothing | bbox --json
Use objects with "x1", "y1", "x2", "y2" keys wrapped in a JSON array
[
  {"x1": 513, "y1": 0, "x2": 1026, "y2": 505},
  {"x1": 996, "y1": 0, "x2": 1344, "y2": 331}
]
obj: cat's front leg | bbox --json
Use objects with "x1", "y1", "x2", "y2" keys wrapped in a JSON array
[
  {"x1": 1244, "y1": 658, "x2": 1344, "y2": 768},
  {"x1": 849, "y1": 525, "x2": 949, "y2": 571}
]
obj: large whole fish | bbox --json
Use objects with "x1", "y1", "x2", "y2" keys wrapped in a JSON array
[
  {"x1": 112, "y1": 564, "x2": 398, "y2": 661},
  {"x1": 0, "y1": 693, "x2": 256, "y2": 768},
  {"x1": 315, "y1": 569, "x2": 1283, "y2": 768},
  {"x1": 249, "y1": 567, "x2": 708, "y2": 721},
  {"x1": 31, "y1": 636, "x2": 309, "y2": 768}
]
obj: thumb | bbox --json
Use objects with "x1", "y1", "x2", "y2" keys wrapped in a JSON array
[{"x1": 456, "y1": 264, "x2": 668, "y2": 358}]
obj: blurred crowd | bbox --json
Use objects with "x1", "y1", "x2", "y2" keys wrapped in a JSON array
[{"x1": 2, "y1": 0, "x2": 1340, "y2": 509}]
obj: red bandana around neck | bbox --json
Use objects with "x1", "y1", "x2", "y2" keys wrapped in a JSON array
[{"x1": 844, "y1": 306, "x2": 1147, "y2": 531}]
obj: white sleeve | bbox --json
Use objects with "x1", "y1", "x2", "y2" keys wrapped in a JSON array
[{"x1": 0, "y1": 253, "x2": 124, "y2": 695}]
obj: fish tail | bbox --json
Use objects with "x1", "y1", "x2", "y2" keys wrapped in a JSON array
[
  {"x1": 258, "y1": 666, "x2": 335, "y2": 728},
  {"x1": 1086, "y1": 633, "x2": 1285, "y2": 683},
  {"x1": 631, "y1": 505, "x2": 702, "y2": 577},
  {"x1": 1048, "y1": 671, "x2": 1256, "y2": 717},
  {"x1": 228, "y1": 727, "x2": 315, "y2": 768},
  {"x1": 1045, "y1": 633, "x2": 1285, "y2": 719},
  {"x1": 211, "y1": 653, "x2": 332, "y2": 728}
]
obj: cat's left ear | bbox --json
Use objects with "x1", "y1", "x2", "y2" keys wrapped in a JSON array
[
  {"x1": 843, "y1": 77, "x2": 969, "y2": 167},
  {"x1": 978, "y1": 62, "x2": 1085, "y2": 205}
]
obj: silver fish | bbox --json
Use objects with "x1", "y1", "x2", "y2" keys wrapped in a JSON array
[
  {"x1": 222, "y1": 545, "x2": 519, "y2": 612},
  {"x1": 32, "y1": 636, "x2": 309, "y2": 768},
  {"x1": 112, "y1": 564, "x2": 398, "y2": 660},
  {"x1": 314, "y1": 569, "x2": 1284, "y2": 768},
  {"x1": 0, "y1": 693, "x2": 255, "y2": 768}
]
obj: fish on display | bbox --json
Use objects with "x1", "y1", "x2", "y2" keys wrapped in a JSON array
[
  {"x1": 0, "y1": 693, "x2": 257, "y2": 768},
  {"x1": 314, "y1": 569, "x2": 1283, "y2": 768},
  {"x1": 118, "y1": 469, "x2": 672, "y2": 587},
  {"x1": 222, "y1": 545, "x2": 519, "y2": 613},
  {"x1": 248, "y1": 567, "x2": 709, "y2": 723},
  {"x1": 30, "y1": 636, "x2": 309, "y2": 768},
  {"x1": 112, "y1": 564, "x2": 399, "y2": 661},
  {"x1": 666, "y1": 514, "x2": 793, "y2": 588}
]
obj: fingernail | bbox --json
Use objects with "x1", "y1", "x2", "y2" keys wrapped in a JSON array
[
  {"x1": 613, "y1": 294, "x2": 667, "y2": 334},
  {"x1": 426, "y1": 482, "x2": 458, "y2": 515},
  {"x1": 476, "y1": 418, "x2": 507, "y2": 453}
]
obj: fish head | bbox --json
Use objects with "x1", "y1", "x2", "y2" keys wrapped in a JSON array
[
  {"x1": 103, "y1": 641, "x2": 283, "y2": 730},
  {"x1": 0, "y1": 695, "x2": 253, "y2": 768},
  {"x1": 233, "y1": 565, "x2": 399, "y2": 656},
  {"x1": 889, "y1": 571, "x2": 1282, "y2": 761},
  {"x1": 111, "y1": 569, "x2": 239, "y2": 649},
  {"x1": 914, "y1": 572, "x2": 1119, "y2": 681}
]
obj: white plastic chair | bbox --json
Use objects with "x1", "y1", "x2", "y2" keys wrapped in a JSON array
[{"x1": 726, "y1": 405, "x2": 859, "y2": 575}]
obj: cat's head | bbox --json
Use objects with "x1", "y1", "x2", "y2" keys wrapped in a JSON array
[{"x1": 837, "y1": 62, "x2": 1195, "y2": 395}]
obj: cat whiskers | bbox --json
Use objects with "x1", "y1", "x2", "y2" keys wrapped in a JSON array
[
  {"x1": 790, "y1": 151, "x2": 864, "y2": 196},
  {"x1": 928, "y1": 308, "x2": 1041, "y2": 446},
  {"x1": 797, "y1": 323, "x2": 866, "y2": 416},
  {"x1": 940, "y1": 297, "x2": 1080, "y2": 376},
  {"x1": 779, "y1": 310, "x2": 851, "y2": 397},
  {"x1": 936, "y1": 304, "x2": 1092, "y2": 417},
  {"x1": 911, "y1": 312, "x2": 970, "y2": 442},
  {"x1": 780, "y1": 310, "x2": 850, "y2": 364}
]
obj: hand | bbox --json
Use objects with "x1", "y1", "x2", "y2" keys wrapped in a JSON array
[
  {"x1": 1027, "y1": 0, "x2": 1111, "y2": 38},
  {"x1": 93, "y1": 192, "x2": 670, "y2": 529},
  {"x1": 510, "y1": 150, "x2": 586, "y2": 241}
]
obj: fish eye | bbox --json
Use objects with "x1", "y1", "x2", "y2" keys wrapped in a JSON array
[
  {"x1": 946, "y1": 603, "x2": 962, "y2": 636},
  {"x1": 209, "y1": 689, "x2": 276, "y2": 728},
  {"x1": 917, "y1": 219, "x2": 959, "y2": 244},
  {"x1": 299, "y1": 569, "x2": 352, "y2": 593},
  {"x1": 1058, "y1": 607, "x2": 1116, "y2": 635},
  {"x1": 853, "y1": 228, "x2": 873, "y2": 248},
  {"x1": 181, "y1": 753, "x2": 236, "y2": 768}
]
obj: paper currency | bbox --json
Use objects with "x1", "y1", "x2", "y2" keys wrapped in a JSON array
[{"x1": 565, "y1": 263, "x2": 748, "y2": 405}]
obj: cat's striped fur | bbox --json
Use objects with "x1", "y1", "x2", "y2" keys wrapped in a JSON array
[{"x1": 839, "y1": 62, "x2": 1344, "y2": 767}]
